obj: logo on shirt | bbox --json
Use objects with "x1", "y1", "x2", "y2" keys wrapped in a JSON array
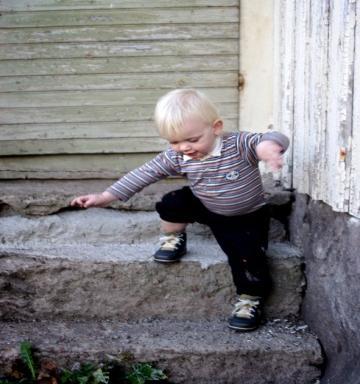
[{"x1": 225, "y1": 170, "x2": 240, "y2": 181}]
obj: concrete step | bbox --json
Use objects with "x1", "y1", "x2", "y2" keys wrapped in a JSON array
[
  {"x1": 0, "y1": 207, "x2": 287, "y2": 245},
  {"x1": 0, "y1": 319, "x2": 323, "y2": 384},
  {"x1": 0, "y1": 179, "x2": 179, "y2": 216},
  {"x1": 0, "y1": 179, "x2": 291, "y2": 241},
  {"x1": 0, "y1": 210, "x2": 304, "y2": 321},
  {"x1": 0, "y1": 179, "x2": 292, "y2": 217},
  {"x1": 0, "y1": 242, "x2": 304, "y2": 321}
]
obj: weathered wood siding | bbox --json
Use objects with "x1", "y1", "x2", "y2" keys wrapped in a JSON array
[
  {"x1": 0, "y1": 0, "x2": 239, "y2": 178},
  {"x1": 277, "y1": 0, "x2": 360, "y2": 218}
]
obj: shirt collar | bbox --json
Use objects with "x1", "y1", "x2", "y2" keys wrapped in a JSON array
[{"x1": 183, "y1": 136, "x2": 223, "y2": 162}]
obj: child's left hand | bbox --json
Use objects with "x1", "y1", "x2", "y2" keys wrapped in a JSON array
[{"x1": 255, "y1": 140, "x2": 284, "y2": 171}]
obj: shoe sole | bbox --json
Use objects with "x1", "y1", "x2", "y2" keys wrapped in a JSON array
[
  {"x1": 153, "y1": 250, "x2": 187, "y2": 263},
  {"x1": 227, "y1": 324, "x2": 258, "y2": 332},
  {"x1": 153, "y1": 258, "x2": 182, "y2": 263}
]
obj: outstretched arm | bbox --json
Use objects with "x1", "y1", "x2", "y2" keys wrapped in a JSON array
[
  {"x1": 71, "y1": 151, "x2": 179, "y2": 208},
  {"x1": 70, "y1": 190, "x2": 117, "y2": 208}
]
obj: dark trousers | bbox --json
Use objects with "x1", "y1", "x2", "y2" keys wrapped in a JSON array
[{"x1": 155, "y1": 187, "x2": 272, "y2": 298}]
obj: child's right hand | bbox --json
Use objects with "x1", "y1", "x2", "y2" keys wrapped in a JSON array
[{"x1": 70, "y1": 191, "x2": 116, "y2": 208}]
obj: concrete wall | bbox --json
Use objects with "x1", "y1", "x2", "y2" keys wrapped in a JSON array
[{"x1": 290, "y1": 194, "x2": 360, "y2": 384}]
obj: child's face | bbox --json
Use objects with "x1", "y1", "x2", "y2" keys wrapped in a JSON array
[{"x1": 168, "y1": 118, "x2": 223, "y2": 160}]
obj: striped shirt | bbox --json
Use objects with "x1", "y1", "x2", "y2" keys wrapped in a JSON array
[{"x1": 107, "y1": 131, "x2": 289, "y2": 216}]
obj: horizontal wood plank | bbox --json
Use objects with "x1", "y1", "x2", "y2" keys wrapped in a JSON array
[
  {"x1": 0, "y1": 103, "x2": 238, "y2": 124},
  {"x1": 0, "y1": 24, "x2": 238, "y2": 44},
  {"x1": 0, "y1": 40, "x2": 238, "y2": 60},
  {"x1": 0, "y1": 2, "x2": 240, "y2": 179},
  {"x1": 0, "y1": 137, "x2": 169, "y2": 155},
  {"x1": 0, "y1": 119, "x2": 238, "y2": 155},
  {"x1": 0, "y1": 153, "x2": 156, "y2": 179},
  {"x1": 0, "y1": 88, "x2": 237, "y2": 107},
  {"x1": 0, "y1": 8, "x2": 239, "y2": 28},
  {"x1": 0, "y1": 121, "x2": 157, "y2": 140},
  {"x1": 0, "y1": 119, "x2": 238, "y2": 140},
  {"x1": 0, "y1": 72, "x2": 237, "y2": 92},
  {"x1": 0, "y1": 55, "x2": 239, "y2": 76},
  {"x1": 0, "y1": 0, "x2": 238, "y2": 11}
]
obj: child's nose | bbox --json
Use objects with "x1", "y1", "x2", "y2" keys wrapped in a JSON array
[{"x1": 180, "y1": 143, "x2": 191, "y2": 152}]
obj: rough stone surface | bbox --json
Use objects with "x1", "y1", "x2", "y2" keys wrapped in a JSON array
[
  {"x1": 0, "y1": 319, "x2": 323, "y2": 384},
  {"x1": 0, "y1": 239, "x2": 304, "y2": 321},
  {"x1": 290, "y1": 194, "x2": 360, "y2": 384},
  {"x1": 0, "y1": 179, "x2": 179, "y2": 216},
  {"x1": 0, "y1": 182, "x2": 325, "y2": 383},
  {"x1": 0, "y1": 179, "x2": 292, "y2": 222},
  {"x1": 0, "y1": 207, "x2": 285, "y2": 245},
  {"x1": 0, "y1": 179, "x2": 291, "y2": 245},
  {"x1": 0, "y1": 209, "x2": 303, "y2": 320}
]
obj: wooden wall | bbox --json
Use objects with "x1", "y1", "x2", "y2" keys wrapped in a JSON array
[
  {"x1": 0, "y1": 0, "x2": 240, "y2": 179},
  {"x1": 276, "y1": 0, "x2": 360, "y2": 218}
]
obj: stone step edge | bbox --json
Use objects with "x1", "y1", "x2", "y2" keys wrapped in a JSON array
[
  {"x1": 0, "y1": 207, "x2": 288, "y2": 246},
  {"x1": 0, "y1": 319, "x2": 323, "y2": 384},
  {"x1": 0, "y1": 241, "x2": 303, "y2": 266},
  {"x1": 0, "y1": 179, "x2": 293, "y2": 216},
  {"x1": 0, "y1": 241, "x2": 304, "y2": 321}
]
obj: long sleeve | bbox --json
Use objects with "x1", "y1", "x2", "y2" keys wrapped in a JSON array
[
  {"x1": 260, "y1": 131, "x2": 290, "y2": 151},
  {"x1": 237, "y1": 131, "x2": 290, "y2": 165},
  {"x1": 106, "y1": 151, "x2": 180, "y2": 201}
]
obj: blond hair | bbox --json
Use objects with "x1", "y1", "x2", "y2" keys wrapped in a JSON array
[{"x1": 154, "y1": 89, "x2": 221, "y2": 140}]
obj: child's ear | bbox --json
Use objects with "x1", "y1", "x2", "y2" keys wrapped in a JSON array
[{"x1": 212, "y1": 119, "x2": 224, "y2": 135}]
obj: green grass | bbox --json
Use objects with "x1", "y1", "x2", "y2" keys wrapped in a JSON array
[{"x1": 0, "y1": 341, "x2": 168, "y2": 384}]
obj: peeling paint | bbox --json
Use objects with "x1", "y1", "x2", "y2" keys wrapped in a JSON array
[{"x1": 276, "y1": 0, "x2": 359, "y2": 218}]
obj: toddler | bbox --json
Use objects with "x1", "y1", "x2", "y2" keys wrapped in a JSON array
[{"x1": 71, "y1": 89, "x2": 289, "y2": 331}]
